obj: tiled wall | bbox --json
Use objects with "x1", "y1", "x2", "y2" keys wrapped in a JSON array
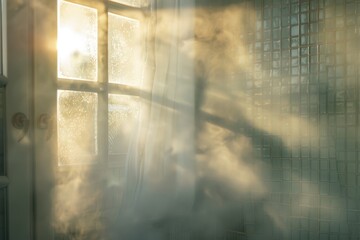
[{"x1": 240, "y1": 0, "x2": 360, "y2": 239}]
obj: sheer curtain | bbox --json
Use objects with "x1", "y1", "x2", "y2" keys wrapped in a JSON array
[{"x1": 123, "y1": 0, "x2": 196, "y2": 222}]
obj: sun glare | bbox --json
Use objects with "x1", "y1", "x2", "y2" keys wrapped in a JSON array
[
  {"x1": 57, "y1": 0, "x2": 97, "y2": 80},
  {"x1": 57, "y1": 27, "x2": 86, "y2": 60}
]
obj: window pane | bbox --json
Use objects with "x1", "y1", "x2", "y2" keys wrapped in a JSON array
[
  {"x1": 58, "y1": 1, "x2": 97, "y2": 81},
  {"x1": 57, "y1": 90, "x2": 98, "y2": 165},
  {"x1": 108, "y1": 13, "x2": 141, "y2": 86},
  {"x1": 0, "y1": 88, "x2": 4, "y2": 175},
  {"x1": 108, "y1": 95, "x2": 139, "y2": 155},
  {"x1": 0, "y1": 187, "x2": 7, "y2": 240}
]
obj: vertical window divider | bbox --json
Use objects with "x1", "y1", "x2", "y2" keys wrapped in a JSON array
[{"x1": 98, "y1": 3, "x2": 109, "y2": 166}]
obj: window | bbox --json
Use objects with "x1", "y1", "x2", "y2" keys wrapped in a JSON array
[{"x1": 57, "y1": 0, "x2": 147, "y2": 166}]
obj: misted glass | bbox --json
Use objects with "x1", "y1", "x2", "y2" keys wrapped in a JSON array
[
  {"x1": 108, "y1": 94, "x2": 139, "y2": 155},
  {"x1": 57, "y1": 90, "x2": 98, "y2": 165},
  {"x1": 108, "y1": 13, "x2": 141, "y2": 86},
  {"x1": 58, "y1": 1, "x2": 97, "y2": 81}
]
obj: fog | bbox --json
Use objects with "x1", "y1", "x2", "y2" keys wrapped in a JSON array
[{"x1": 25, "y1": 0, "x2": 360, "y2": 239}]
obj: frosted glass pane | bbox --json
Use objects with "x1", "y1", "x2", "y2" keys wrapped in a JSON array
[
  {"x1": 58, "y1": 1, "x2": 97, "y2": 81},
  {"x1": 108, "y1": 13, "x2": 141, "y2": 86},
  {"x1": 58, "y1": 90, "x2": 98, "y2": 165},
  {"x1": 108, "y1": 95, "x2": 139, "y2": 155}
]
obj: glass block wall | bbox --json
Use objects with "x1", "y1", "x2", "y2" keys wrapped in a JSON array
[
  {"x1": 188, "y1": 0, "x2": 360, "y2": 239},
  {"x1": 237, "y1": 0, "x2": 360, "y2": 239}
]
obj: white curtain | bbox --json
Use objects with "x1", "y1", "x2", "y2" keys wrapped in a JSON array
[{"x1": 123, "y1": 0, "x2": 196, "y2": 221}]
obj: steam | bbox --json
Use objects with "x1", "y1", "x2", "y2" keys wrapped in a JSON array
[
  {"x1": 28, "y1": 0, "x2": 357, "y2": 239},
  {"x1": 53, "y1": 168, "x2": 104, "y2": 239}
]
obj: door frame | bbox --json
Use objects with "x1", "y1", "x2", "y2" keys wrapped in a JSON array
[{"x1": 7, "y1": 0, "x2": 34, "y2": 239}]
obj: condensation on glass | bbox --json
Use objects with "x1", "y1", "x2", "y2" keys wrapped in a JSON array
[
  {"x1": 108, "y1": 13, "x2": 141, "y2": 86},
  {"x1": 0, "y1": 88, "x2": 4, "y2": 176},
  {"x1": 58, "y1": 0, "x2": 97, "y2": 81},
  {"x1": 108, "y1": 94, "x2": 139, "y2": 155},
  {"x1": 57, "y1": 90, "x2": 98, "y2": 165},
  {"x1": 0, "y1": 188, "x2": 6, "y2": 240}
]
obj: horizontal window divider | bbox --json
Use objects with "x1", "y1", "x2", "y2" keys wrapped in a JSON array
[
  {"x1": 63, "y1": 0, "x2": 147, "y2": 12},
  {"x1": 107, "y1": 83, "x2": 142, "y2": 95},
  {"x1": 108, "y1": 1, "x2": 148, "y2": 11},
  {"x1": 109, "y1": 85, "x2": 197, "y2": 114},
  {"x1": 61, "y1": 0, "x2": 105, "y2": 11},
  {"x1": 57, "y1": 79, "x2": 106, "y2": 93},
  {"x1": 56, "y1": 160, "x2": 105, "y2": 170}
]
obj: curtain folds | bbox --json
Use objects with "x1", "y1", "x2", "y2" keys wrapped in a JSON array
[{"x1": 123, "y1": 0, "x2": 196, "y2": 221}]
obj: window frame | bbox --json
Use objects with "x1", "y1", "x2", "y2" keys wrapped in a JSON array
[{"x1": 56, "y1": 0, "x2": 150, "y2": 168}]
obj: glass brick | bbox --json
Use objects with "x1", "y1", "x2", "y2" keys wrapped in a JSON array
[
  {"x1": 300, "y1": 13, "x2": 308, "y2": 23},
  {"x1": 282, "y1": 26, "x2": 290, "y2": 37},
  {"x1": 291, "y1": 4, "x2": 299, "y2": 14},
  {"x1": 282, "y1": 16, "x2": 291, "y2": 26},
  {"x1": 273, "y1": 7, "x2": 281, "y2": 17},
  {"x1": 301, "y1": 24, "x2": 309, "y2": 34},
  {"x1": 300, "y1": 2, "x2": 309, "y2": 12},
  {"x1": 282, "y1": 38, "x2": 290, "y2": 49},
  {"x1": 291, "y1": 26, "x2": 299, "y2": 37},
  {"x1": 310, "y1": 11, "x2": 318, "y2": 22}
]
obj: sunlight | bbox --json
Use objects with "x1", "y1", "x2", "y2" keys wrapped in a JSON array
[
  {"x1": 50, "y1": 0, "x2": 359, "y2": 239},
  {"x1": 57, "y1": 27, "x2": 87, "y2": 60},
  {"x1": 57, "y1": 0, "x2": 97, "y2": 80}
]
